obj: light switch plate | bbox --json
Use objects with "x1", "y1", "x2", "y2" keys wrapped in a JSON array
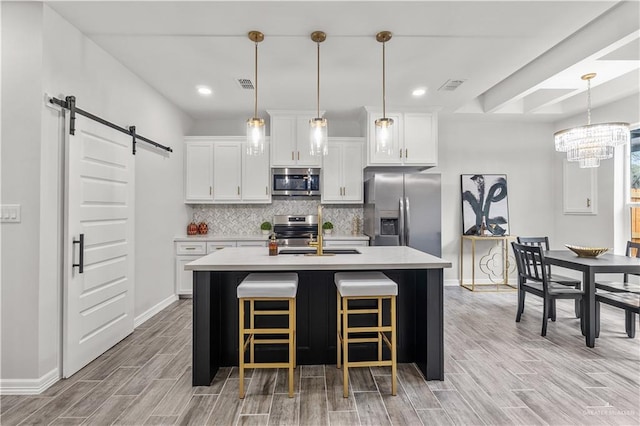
[{"x1": 1, "y1": 204, "x2": 21, "y2": 223}]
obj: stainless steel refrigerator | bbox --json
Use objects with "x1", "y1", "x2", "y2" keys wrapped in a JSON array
[{"x1": 363, "y1": 173, "x2": 441, "y2": 256}]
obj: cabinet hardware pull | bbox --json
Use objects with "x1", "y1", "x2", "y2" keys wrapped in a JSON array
[
  {"x1": 297, "y1": 151, "x2": 300, "y2": 160},
  {"x1": 343, "y1": 187, "x2": 346, "y2": 196},
  {"x1": 399, "y1": 149, "x2": 402, "y2": 158},
  {"x1": 405, "y1": 148, "x2": 408, "y2": 158},
  {"x1": 265, "y1": 186, "x2": 268, "y2": 195},
  {"x1": 237, "y1": 186, "x2": 240, "y2": 195},
  {"x1": 292, "y1": 151, "x2": 294, "y2": 160},
  {"x1": 210, "y1": 186, "x2": 212, "y2": 195},
  {"x1": 587, "y1": 198, "x2": 591, "y2": 207},
  {"x1": 215, "y1": 247, "x2": 224, "y2": 250},
  {"x1": 185, "y1": 247, "x2": 195, "y2": 250},
  {"x1": 72, "y1": 233, "x2": 84, "y2": 274}
]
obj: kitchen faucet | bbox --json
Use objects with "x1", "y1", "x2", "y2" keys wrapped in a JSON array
[{"x1": 308, "y1": 205, "x2": 324, "y2": 256}]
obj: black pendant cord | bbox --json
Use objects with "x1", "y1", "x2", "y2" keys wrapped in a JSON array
[{"x1": 49, "y1": 95, "x2": 173, "y2": 155}]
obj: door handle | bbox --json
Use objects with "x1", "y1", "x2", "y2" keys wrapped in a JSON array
[
  {"x1": 405, "y1": 197, "x2": 411, "y2": 246},
  {"x1": 72, "y1": 233, "x2": 84, "y2": 274},
  {"x1": 399, "y1": 198, "x2": 405, "y2": 246}
]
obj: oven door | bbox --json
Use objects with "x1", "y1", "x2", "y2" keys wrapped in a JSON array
[{"x1": 271, "y1": 168, "x2": 320, "y2": 196}]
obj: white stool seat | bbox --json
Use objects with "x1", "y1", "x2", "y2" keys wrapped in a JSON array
[
  {"x1": 237, "y1": 272, "x2": 298, "y2": 299},
  {"x1": 335, "y1": 272, "x2": 397, "y2": 297}
]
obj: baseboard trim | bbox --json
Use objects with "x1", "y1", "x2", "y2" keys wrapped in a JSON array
[
  {"x1": 0, "y1": 368, "x2": 59, "y2": 395},
  {"x1": 134, "y1": 294, "x2": 179, "y2": 328}
]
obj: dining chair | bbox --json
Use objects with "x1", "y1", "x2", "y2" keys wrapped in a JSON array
[
  {"x1": 517, "y1": 236, "x2": 582, "y2": 319},
  {"x1": 595, "y1": 241, "x2": 640, "y2": 294},
  {"x1": 594, "y1": 240, "x2": 640, "y2": 338},
  {"x1": 511, "y1": 242, "x2": 584, "y2": 336}
]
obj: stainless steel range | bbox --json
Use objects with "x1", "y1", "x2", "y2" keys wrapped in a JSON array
[{"x1": 273, "y1": 214, "x2": 318, "y2": 247}]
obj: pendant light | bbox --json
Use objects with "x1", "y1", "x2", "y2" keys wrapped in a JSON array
[
  {"x1": 375, "y1": 31, "x2": 394, "y2": 155},
  {"x1": 246, "y1": 31, "x2": 265, "y2": 156},
  {"x1": 309, "y1": 31, "x2": 328, "y2": 156},
  {"x1": 554, "y1": 73, "x2": 629, "y2": 168}
]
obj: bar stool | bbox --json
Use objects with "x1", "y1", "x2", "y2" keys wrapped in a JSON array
[
  {"x1": 237, "y1": 272, "x2": 298, "y2": 399},
  {"x1": 335, "y1": 271, "x2": 397, "y2": 398}
]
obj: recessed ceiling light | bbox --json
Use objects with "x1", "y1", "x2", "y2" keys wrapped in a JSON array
[
  {"x1": 412, "y1": 88, "x2": 427, "y2": 97},
  {"x1": 197, "y1": 86, "x2": 212, "y2": 96}
]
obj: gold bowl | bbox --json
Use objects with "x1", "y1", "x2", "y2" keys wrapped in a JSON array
[{"x1": 565, "y1": 244, "x2": 609, "y2": 258}]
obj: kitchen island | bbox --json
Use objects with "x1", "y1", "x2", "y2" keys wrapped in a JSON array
[{"x1": 185, "y1": 246, "x2": 451, "y2": 386}]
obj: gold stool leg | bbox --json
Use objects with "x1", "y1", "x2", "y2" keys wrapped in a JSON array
[
  {"x1": 293, "y1": 298, "x2": 297, "y2": 369},
  {"x1": 336, "y1": 290, "x2": 342, "y2": 369},
  {"x1": 391, "y1": 295, "x2": 397, "y2": 396},
  {"x1": 343, "y1": 296, "x2": 349, "y2": 398},
  {"x1": 250, "y1": 300, "x2": 255, "y2": 364},
  {"x1": 239, "y1": 298, "x2": 246, "y2": 399},
  {"x1": 288, "y1": 298, "x2": 295, "y2": 398},
  {"x1": 377, "y1": 297, "x2": 382, "y2": 361}
]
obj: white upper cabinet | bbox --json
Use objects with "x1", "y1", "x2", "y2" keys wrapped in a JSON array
[
  {"x1": 184, "y1": 137, "x2": 270, "y2": 204},
  {"x1": 321, "y1": 138, "x2": 364, "y2": 204},
  {"x1": 563, "y1": 159, "x2": 597, "y2": 214},
  {"x1": 185, "y1": 142, "x2": 214, "y2": 202},
  {"x1": 362, "y1": 108, "x2": 438, "y2": 167},
  {"x1": 269, "y1": 111, "x2": 322, "y2": 167},
  {"x1": 213, "y1": 142, "x2": 242, "y2": 202}
]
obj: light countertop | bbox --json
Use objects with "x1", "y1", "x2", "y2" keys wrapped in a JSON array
[
  {"x1": 185, "y1": 246, "x2": 451, "y2": 271},
  {"x1": 174, "y1": 234, "x2": 370, "y2": 242}
]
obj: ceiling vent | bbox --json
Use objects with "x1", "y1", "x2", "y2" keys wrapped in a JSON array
[
  {"x1": 236, "y1": 78, "x2": 255, "y2": 90},
  {"x1": 438, "y1": 79, "x2": 466, "y2": 91}
]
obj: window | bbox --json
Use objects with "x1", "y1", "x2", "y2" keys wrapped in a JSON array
[{"x1": 630, "y1": 128, "x2": 640, "y2": 243}]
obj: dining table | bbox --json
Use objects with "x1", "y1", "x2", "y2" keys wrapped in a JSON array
[{"x1": 544, "y1": 250, "x2": 640, "y2": 347}]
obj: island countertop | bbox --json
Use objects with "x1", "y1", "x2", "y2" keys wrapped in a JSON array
[{"x1": 185, "y1": 245, "x2": 452, "y2": 271}]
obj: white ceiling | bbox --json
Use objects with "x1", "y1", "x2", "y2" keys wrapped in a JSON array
[{"x1": 47, "y1": 1, "x2": 640, "y2": 123}]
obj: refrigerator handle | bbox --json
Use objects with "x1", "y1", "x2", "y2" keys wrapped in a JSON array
[
  {"x1": 399, "y1": 197, "x2": 405, "y2": 246},
  {"x1": 405, "y1": 196, "x2": 410, "y2": 246}
]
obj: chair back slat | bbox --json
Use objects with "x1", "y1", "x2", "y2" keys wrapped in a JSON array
[
  {"x1": 511, "y1": 242, "x2": 551, "y2": 293},
  {"x1": 624, "y1": 241, "x2": 640, "y2": 283},
  {"x1": 517, "y1": 236, "x2": 551, "y2": 275}
]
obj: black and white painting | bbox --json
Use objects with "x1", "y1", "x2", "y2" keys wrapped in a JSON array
[{"x1": 461, "y1": 174, "x2": 509, "y2": 236}]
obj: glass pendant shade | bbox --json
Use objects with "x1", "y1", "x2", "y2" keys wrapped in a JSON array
[
  {"x1": 554, "y1": 73, "x2": 629, "y2": 168},
  {"x1": 246, "y1": 31, "x2": 265, "y2": 156},
  {"x1": 246, "y1": 117, "x2": 265, "y2": 156},
  {"x1": 375, "y1": 117, "x2": 394, "y2": 155},
  {"x1": 309, "y1": 117, "x2": 328, "y2": 156},
  {"x1": 309, "y1": 31, "x2": 328, "y2": 157},
  {"x1": 375, "y1": 31, "x2": 393, "y2": 156}
]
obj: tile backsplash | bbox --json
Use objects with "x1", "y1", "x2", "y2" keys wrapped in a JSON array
[{"x1": 191, "y1": 200, "x2": 363, "y2": 235}]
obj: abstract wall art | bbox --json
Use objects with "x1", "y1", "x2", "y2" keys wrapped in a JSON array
[{"x1": 461, "y1": 174, "x2": 509, "y2": 236}]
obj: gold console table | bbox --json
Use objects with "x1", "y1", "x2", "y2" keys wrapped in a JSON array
[{"x1": 459, "y1": 235, "x2": 516, "y2": 291}]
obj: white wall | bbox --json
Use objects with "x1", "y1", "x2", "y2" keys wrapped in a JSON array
[
  {"x1": 552, "y1": 93, "x2": 640, "y2": 252},
  {"x1": 1, "y1": 2, "x2": 191, "y2": 390},
  {"x1": 434, "y1": 117, "x2": 557, "y2": 283},
  {"x1": 1, "y1": 1, "x2": 43, "y2": 382}
]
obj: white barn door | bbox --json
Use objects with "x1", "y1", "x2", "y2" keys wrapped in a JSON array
[{"x1": 63, "y1": 114, "x2": 135, "y2": 377}]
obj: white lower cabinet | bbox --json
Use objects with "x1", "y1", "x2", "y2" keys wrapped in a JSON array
[
  {"x1": 175, "y1": 241, "x2": 206, "y2": 296},
  {"x1": 175, "y1": 240, "x2": 237, "y2": 296}
]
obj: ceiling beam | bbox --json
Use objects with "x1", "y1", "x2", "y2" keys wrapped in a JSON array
[{"x1": 481, "y1": 1, "x2": 640, "y2": 113}]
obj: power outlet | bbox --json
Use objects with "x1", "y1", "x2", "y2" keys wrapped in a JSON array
[{"x1": 1, "y1": 204, "x2": 21, "y2": 223}]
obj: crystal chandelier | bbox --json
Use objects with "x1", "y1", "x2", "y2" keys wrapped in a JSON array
[
  {"x1": 309, "y1": 31, "x2": 328, "y2": 156},
  {"x1": 246, "y1": 31, "x2": 265, "y2": 156},
  {"x1": 375, "y1": 31, "x2": 394, "y2": 155},
  {"x1": 554, "y1": 73, "x2": 629, "y2": 168}
]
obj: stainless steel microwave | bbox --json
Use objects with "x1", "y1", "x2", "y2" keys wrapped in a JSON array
[{"x1": 271, "y1": 168, "x2": 320, "y2": 196}]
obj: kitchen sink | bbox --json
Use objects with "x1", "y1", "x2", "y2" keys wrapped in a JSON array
[{"x1": 278, "y1": 248, "x2": 361, "y2": 255}]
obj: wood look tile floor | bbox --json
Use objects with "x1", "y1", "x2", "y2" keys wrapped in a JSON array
[{"x1": 2, "y1": 287, "x2": 639, "y2": 425}]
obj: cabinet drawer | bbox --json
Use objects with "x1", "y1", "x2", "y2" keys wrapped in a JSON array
[
  {"x1": 207, "y1": 241, "x2": 237, "y2": 253},
  {"x1": 237, "y1": 240, "x2": 267, "y2": 247},
  {"x1": 176, "y1": 242, "x2": 206, "y2": 255}
]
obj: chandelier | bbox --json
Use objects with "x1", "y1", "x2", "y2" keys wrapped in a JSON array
[{"x1": 554, "y1": 73, "x2": 629, "y2": 168}]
